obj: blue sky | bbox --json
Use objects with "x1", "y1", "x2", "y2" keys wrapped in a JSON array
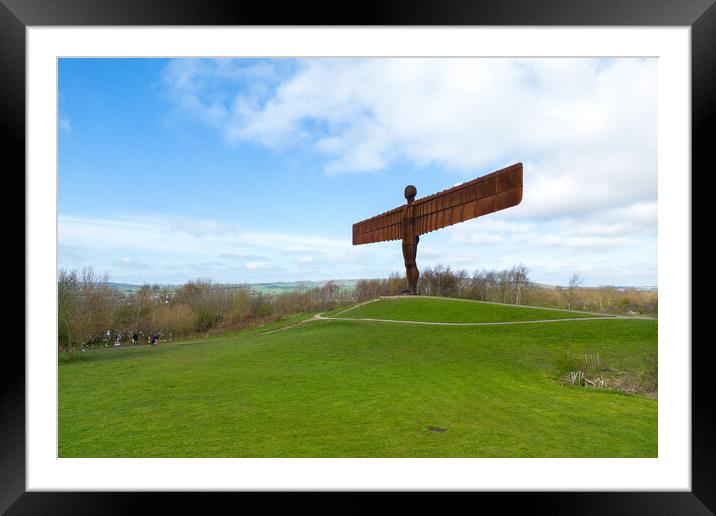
[{"x1": 58, "y1": 58, "x2": 657, "y2": 286}]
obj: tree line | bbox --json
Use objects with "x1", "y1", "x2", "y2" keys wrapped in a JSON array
[
  {"x1": 58, "y1": 265, "x2": 657, "y2": 352},
  {"x1": 355, "y1": 265, "x2": 657, "y2": 315},
  {"x1": 58, "y1": 267, "x2": 353, "y2": 352}
]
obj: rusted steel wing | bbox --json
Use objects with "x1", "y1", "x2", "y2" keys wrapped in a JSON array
[
  {"x1": 352, "y1": 163, "x2": 523, "y2": 245},
  {"x1": 352, "y1": 205, "x2": 403, "y2": 245},
  {"x1": 414, "y1": 162, "x2": 523, "y2": 235}
]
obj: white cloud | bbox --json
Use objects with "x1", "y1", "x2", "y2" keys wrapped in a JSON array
[
  {"x1": 170, "y1": 219, "x2": 236, "y2": 237},
  {"x1": 58, "y1": 210, "x2": 656, "y2": 286},
  {"x1": 113, "y1": 257, "x2": 151, "y2": 270},
  {"x1": 573, "y1": 201, "x2": 658, "y2": 237},
  {"x1": 58, "y1": 214, "x2": 399, "y2": 283},
  {"x1": 451, "y1": 233, "x2": 505, "y2": 245},
  {"x1": 59, "y1": 214, "x2": 348, "y2": 257},
  {"x1": 448, "y1": 218, "x2": 537, "y2": 244},
  {"x1": 541, "y1": 234, "x2": 629, "y2": 250},
  {"x1": 164, "y1": 58, "x2": 656, "y2": 224}
]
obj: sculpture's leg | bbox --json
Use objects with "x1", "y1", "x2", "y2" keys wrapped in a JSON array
[
  {"x1": 402, "y1": 243, "x2": 414, "y2": 294},
  {"x1": 402, "y1": 238, "x2": 420, "y2": 295},
  {"x1": 411, "y1": 236, "x2": 420, "y2": 294}
]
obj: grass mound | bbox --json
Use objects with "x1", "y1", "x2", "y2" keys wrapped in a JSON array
[
  {"x1": 59, "y1": 301, "x2": 656, "y2": 458},
  {"x1": 331, "y1": 296, "x2": 605, "y2": 323}
]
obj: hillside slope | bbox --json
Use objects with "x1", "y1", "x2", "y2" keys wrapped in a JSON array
[{"x1": 59, "y1": 298, "x2": 657, "y2": 458}]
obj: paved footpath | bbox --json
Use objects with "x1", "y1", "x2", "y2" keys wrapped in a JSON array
[{"x1": 314, "y1": 314, "x2": 628, "y2": 326}]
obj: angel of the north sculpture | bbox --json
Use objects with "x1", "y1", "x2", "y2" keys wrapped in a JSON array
[{"x1": 352, "y1": 162, "x2": 523, "y2": 295}]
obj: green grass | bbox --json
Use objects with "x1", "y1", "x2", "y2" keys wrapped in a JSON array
[
  {"x1": 59, "y1": 299, "x2": 656, "y2": 458},
  {"x1": 331, "y1": 296, "x2": 605, "y2": 323}
]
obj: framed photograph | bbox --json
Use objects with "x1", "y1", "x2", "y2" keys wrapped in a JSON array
[{"x1": 9, "y1": 0, "x2": 712, "y2": 513}]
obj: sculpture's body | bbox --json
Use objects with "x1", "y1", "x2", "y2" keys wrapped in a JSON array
[
  {"x1": 401, "y1": 185, "x2": 419, "y2": 294},
  {"x1": 352, "y1": 162, "x2": 523, "y2": 295}
]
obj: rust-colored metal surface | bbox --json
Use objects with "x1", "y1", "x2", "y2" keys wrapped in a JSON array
[{"x1": 352, "y1": 162, "x2": 523, "y2": 294}]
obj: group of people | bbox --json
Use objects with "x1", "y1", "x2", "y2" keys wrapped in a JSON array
[{"x1": 130, "y1": 331, "x2": 161, "y2": 346}]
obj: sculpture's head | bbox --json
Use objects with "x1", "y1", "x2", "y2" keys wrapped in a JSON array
[{"x1": 404, "y1": 185, "x2": 417, "y2": 203}]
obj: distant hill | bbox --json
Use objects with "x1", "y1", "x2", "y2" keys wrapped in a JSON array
[
  {"x1": 107, "y1": 282, "x2": 145, "y2": 294},
  {"x1": 531, "y1": 282, "x2": 657, "y2": 292},
  {"x1": 108, "y1": 280, "x2": 656, "y2": 295},
  {"x1": 108, "y1": 279, "x2": 359, "y2": 295},
  {"x1": 239, "y1": 280, "x2": 358, "y2": 294}
]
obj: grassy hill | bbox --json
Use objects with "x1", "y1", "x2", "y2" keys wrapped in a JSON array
[
  {"x1": 331, "y1": 296, "x2": 606, "y2": 323},
  {"x1": 59, "y1": 297, "x2": 657, "y2": 458}
]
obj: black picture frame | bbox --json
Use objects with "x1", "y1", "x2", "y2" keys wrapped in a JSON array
[{"x1": 6, "y1": 0, "x2": 711, "y2": 513}]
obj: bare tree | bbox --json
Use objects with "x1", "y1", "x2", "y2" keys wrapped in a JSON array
[
  {"x1": 57, "y1": 267, "x2": 117, "y2": 351},
  {"x1": 58, "y1": 269, "x2": 79, "y2": 350},
  {"x1": 566, "y1": 273, "x2": 584, "y2": 310},
  {"x1": 512, "y1": 264, "x2": 529, "y2": 305}
]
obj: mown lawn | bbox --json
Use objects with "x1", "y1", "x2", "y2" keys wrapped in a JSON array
[
  {"x1": 59, "y1": 299, "x2": 656, "y2": 458},
  {"x1": 331, "y1": 296, "x2": 606, "y2": 322}
]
